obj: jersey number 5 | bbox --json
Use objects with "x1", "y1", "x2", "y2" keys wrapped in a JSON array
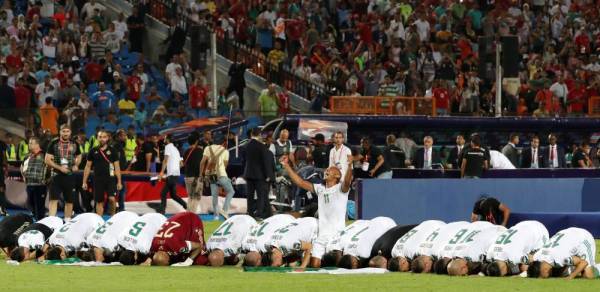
[{"x1": 156, "y1": 221, "x2": 181, "y2": 238}]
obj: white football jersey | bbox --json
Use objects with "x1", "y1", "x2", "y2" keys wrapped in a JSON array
[
  {"x1": 533, "y1": 227, "x2": 596, "y2": 268},
  {"x1": 343, "y1": 217, "x2": 396, "y2": 258},
  {"x1": 242, "y1": 214, "x2": 295, "y2": 253},
  {"x1": 18, "y1": 216, "x2": 65, "y2": 250},
  {"x1": 438, "y1": 221, "x2": 494, "y2": 259},
  {"x1": 207, "y1": 215, "x2": 257, "y2": 256},
  {"x1": 314, "y1": 183, "x2": 349, "y2": 238},
  {"x1": 48, "y1": 213, "x2": 104, "y2": 252},
  {"x1": 87, "y1": 211, "x2": 139, "y2": 252},
  {"x1": 37, "y1": 216, "x2": 65, "y2": 231},
  {"x1": 487, "y1": 220, "x2": 549, "y2": 264},
  {"x1": 391, "y1": 220, "x2": 446, "y2": 259},
  {"x1": 416, "y1": 221, "x2": 469, "y2": 259},
  {"x1": 269, "y1": 217, "x2": 318, "y2": 256},
  {"x1": 326, "y1": 220, "x2": 370, "y2": 253},
  {"x1": 452, "y1": 224, "x2": 507, "y2": 262},
  {"x1": 118, "y1": 213, "x2": 167, "y2": 254}
]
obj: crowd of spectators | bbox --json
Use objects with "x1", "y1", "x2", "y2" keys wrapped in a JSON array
[{"x1": 178, "y1": 0, "x2": 600, "y2": 116}]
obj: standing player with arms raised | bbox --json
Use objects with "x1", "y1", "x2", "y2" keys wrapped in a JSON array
[
  {"x1": 280, "y1": 152, "x2": 353, "y2": 268},
  {"x1": 150, "y1": 211, "x2": 207, "y2": 266},
  {"x1": 118, "y1": 213, "x2": 167, "y2": 265},
  {"x1": 206, "y1": 215, "x2": 257, "y2": 267}
]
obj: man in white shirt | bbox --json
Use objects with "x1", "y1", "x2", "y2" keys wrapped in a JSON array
[
  {"x1": 338, "y1": 217, "x2": 396, "y2": 269},
  {"x1": 158, "y1": 135, "x2": 188, "y2": 214},
  {"x1": 82, "y1": 211, "x2": 139, "y2": 262},
  {"x1": 265, "y1": 217, "x2": 318, "y2": 268},
  {"x1": 201, "y1": 136, "x2": 235, "y2": 220},
  {"x1": 328, "y1": 131, "x2": 353, "y2": 180},
  {"x1": 318, "y1": 220, "x2": 370, "y2": 267},
  {"x1": 46, "y1": 213, "x2": 105, "y2": 260},
  {"x1": 242, "y1": 214, "x2": 296, "y2": 267},
  {"x1": 207, "y1": 215, "x2": 257, "y2": 267},
  {"x1": 11, "y1": 216, "x2": 64, "y2": 262},
  {"x1": 445, "y1": 223, "x2": 507, "y2": 276},
  {"x1": 549, "y1": 76, "x2": 569, "y2": 105},
  {"x1": 413, "y1": 13, "x2": 431, "y2": 42},
  {"x1": 389, "y1": 220, "x2": 446, "y2": 272},
  {"x1": 280, "y1": 152, "x2": 354, "y2": 268},
  {"x1": 112, "y1": 13, "x2": 128, "y2": 40},
  {"x1": 170, "y1": 67, "x2": 188, "y2": 96},
  {"x1": 118, "y1": 213, "x2": 167, "y2": 265},
  {"x1": 81, "y1": 0, "x2": 105, "y2": 21},
  {"x1": 486, "y1": 220, "x2": 549, "y2": 277},
  {"x1": 529, "y1": 227, "x2": 598, "y2": 279}
]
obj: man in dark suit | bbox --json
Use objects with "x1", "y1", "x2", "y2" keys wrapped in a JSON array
[
  {"x1": 413, "y1": 136, "x2": 441, "y2": 169},
  {"x1": 226, "y1": 57, "x2": 248, "y2": 111},
  {"x1": 543, "y1": 134, "x2": 566, "y2": 168},
  {"x1": 521, "y1": 136, "x2": 544, "y2": 168},
  {"x1": 446, "y1": 135, "x2": 466, "y2": 169},
  {"x1": 243, "y1": 128, "x2": 272, "y2": 219},
  {"x1": 501, "y1": 133, "x2": 520, "y2": 168}
]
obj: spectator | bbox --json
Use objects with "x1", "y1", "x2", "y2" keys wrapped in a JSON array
[
  {"x1": 447, "y1": 134, "x2": 466, "y2": 170},
  {"x1": 521, "y1": 136, "x2": 544, "y2": 169},
  {"x1": 158, "y1": 134, "x2": 187, "y2": 214},
  {"x1": 258, "y1": 83, "x2": 278, "y2": 122},
  {"x1": 276, "y1": 87, "x2": 291, "y2": 117},
  {"x1": 413, "y1": 136, "x2": 441, "y2": 169},
  {"x1": 544, "y1": 134, "x2": 566, "y2": 168},
  {"x1": 501, "y1": 133, "x2": 520, "y2": 168},
  {"x1": 572, "y1": 142, "x2": 593, "y2": 169},
  {"x1": 91, "y1": 82, "x2": 116, "y2": 119},
  {"x1": 39, "y1": 97, "x2": 59, "y2": 135},
  {"x1": 432, "y1": 80, "x2": 450, "y2": 116},
  {"x1": 133, "y1": 102, "x2": 147, "y2": 127},
  {"x1": 127, "y1": 5, "x2": 144, "y2": 53},
  {"x1": 225, "y1": 57, "x2": 248, "y2": 111},
  {"x1": 170, "y1": 67, "x2": 188, "y2": 97},
  {"x1": 395, "y1": 132, "x2": 417, "y2": 165},
  {"x1": 549, "y1": 75, "x2": 569, "y2": 106},
  {"x1": 35, "y1": 76, "x2": 57, "y2": 107},
  {"x1": 383, "y1": 134, "x2": 406, "y2": 169},
  {"x1": 189, "y1": 77, "x2": 209, "y2": 118},
  {"x1": 269, "y1": 129, "x2": 294, "y2": 175},
  {"x1": 183, "y1": 132, "x2": 203, "y2": 214},
  {"x1": 567, "y1": 81, "x2": 586, "y2": 116},
  {"x1": 310, "y1": 133, "x2": 329, "y2": 169},
  {"x1": 461, "y1": 135, "x2": 488, "y2": 178},
  {"x1": 118, "y1": 95, "x2": 136, "y2": 116}
]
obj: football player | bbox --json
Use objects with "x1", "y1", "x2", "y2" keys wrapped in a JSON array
[
  {"x1": 389, "y1": 220, "x2": 446, "y2": 272},
  {"x1": 319, "y1": 220, "x2": 370, "y2": 268},
  {"x1": 150, "y1": 211, "x2": 207, "y2": 266},
  {"x1": 434, "y1": 221, "x2": 496, "y2": 274},
  {"x1": 10, "y1": 216, "x2": 64, "y2": 262},
  {"x1": 486, "y1": 220, "x2": 549, "y2": 277},
  {"x1": 528, "y1": 227, "x2": 598, "y2": 279},
  {"x1": 279, "y1": 155, "x2": 354, "y2": 269},
  {"x1": 206, "y1": 215, "x2": 257, "y2": 267},
  {"x1": 264, "y1": 217, "x2": 318, "y2": 268},
  {"x1": 46, "y1": 213, "x2": 105, "y2": 260},
  {"x1": 410, "y1": 221, "x2": 470, "y2": 273},
  {"x1": 446, "y1": 223, "x2": 507, "y2": 276},
  {"x1": 241, "y1": 214, "x2": 296, "y2": 267},
  {"x1": 118, "y1": 213, "x2": 167, "y2": 265},
  {"x1": 338, "y1": 217, "x2": 396, "y2": 269},
  {"x1": 80, "y1": 211, "x2": 139, "y2": 262},
  {"x1": 0, "y1": 213, "x2": 34, "y2": 255},
  {"x1": 368, "y1": 224, "x2": 418, "y2": 269}
]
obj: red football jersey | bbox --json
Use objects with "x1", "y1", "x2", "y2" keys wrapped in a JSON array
[{"x1": 151, "y1": 212, "x2": 206, "y2": 263}]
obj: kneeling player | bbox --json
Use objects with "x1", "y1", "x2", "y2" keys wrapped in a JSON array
[
  {"x1": 445, "y1": 223, "x2": 506, "y2": 276},
  {"x1": 338, "y1": 217, "x2": 396, "y2": 269},
  {"x1": 485, "y1": 220, "x2": 549, "y2": 277},
  {"x1": 528, "y1": 227, "x2": 599, "y2": 279},
  {"x1": 0, "y1": 213, "x2": 34, "y2": 255},
  {"x1": 80, "y1": 211, "x2": 139, "y2": 262},
  {"x1": 207, "y1": 215, "x2": 257, "y2": 267},
  {"x1": 264, "y1": 217, "x2": 318, "y2": 268},
  {"x1": 10, "y1": 216, "x2": 64, "y2": 262},
  {"x1": 388, "y1": 220, "x2": 446, "y2": 272},
  {"x1": 118, "y1": 213, "x2": 167, "y2": 265},
  {"x1": 410, "y1": 221, "x2": 469, "y2": 273},
  {"x1": 368, "y1": 224, "x2": 418, "y2": 269},
  {"x1": 46, "y1": 213, "x2": 105, "y2": 260},
  {"x1": 318, "y1": 220, "x2": 369, "y2": 268},
  {"x1": 150, "y1": 211, "x2": 207, "y2": 266},
  {"x1": 241, "y1": 214, "x2": 296, "y2": 267}
]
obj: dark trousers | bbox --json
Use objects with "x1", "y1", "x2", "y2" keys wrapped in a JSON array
[
  {"x1": 246, "y1": 179, "x2": 270, "y2": 218},
  {"x1": 226, "y1": 85, "x2": 245, "y2": 111},
  {"x1": 117, "y1": 180, "x2": 126, "y2": 212},
  {"x1": 26, "y1": 185, "x2": 47, "y2": 220},
  {"x1": 159, "y1": 176, "x2": 187, "y2": 214}
]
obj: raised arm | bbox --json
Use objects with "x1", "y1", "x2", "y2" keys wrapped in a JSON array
[
  {"x1": 341, "y1": 154, "x2": 354, "y2": 193},
  {"x1": 280, "y1": 156, "x2": 314, "y2": 193}
]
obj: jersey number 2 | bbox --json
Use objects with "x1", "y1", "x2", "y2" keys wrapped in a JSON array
[{"x1": 156, "y1": 221, "x2": 181, "y2": 238}]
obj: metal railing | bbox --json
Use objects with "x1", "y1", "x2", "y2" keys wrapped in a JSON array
[{"x1": 329, "y1": 96, "x2": 437, "y2": 116}]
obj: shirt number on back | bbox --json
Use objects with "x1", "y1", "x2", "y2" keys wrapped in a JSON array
[{"x1": 155, "y1": 221, "x2": 181, "y2": 238}]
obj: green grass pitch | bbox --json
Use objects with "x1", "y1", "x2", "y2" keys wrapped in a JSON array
[{"x1": 2, "y1": 221, "x2": 600, "y2": 291}]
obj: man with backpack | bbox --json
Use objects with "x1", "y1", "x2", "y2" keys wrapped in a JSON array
[{"x1": 200, "y1": 135, "x2": 234, "y2": 220}]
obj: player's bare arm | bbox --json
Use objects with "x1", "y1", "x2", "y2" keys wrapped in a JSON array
[
  {"x1": 341, "y1": 154, "x2": 354, "y2": 193},
  {"x1": 280, "y1": 156, "x2": 314, "y2": 193},
  {"x1": 82, "y1": 160, "x2": 93, "y2": 190},
  {"x1": 567, "y1": 256, "x2": 588, "y2": 280}
]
